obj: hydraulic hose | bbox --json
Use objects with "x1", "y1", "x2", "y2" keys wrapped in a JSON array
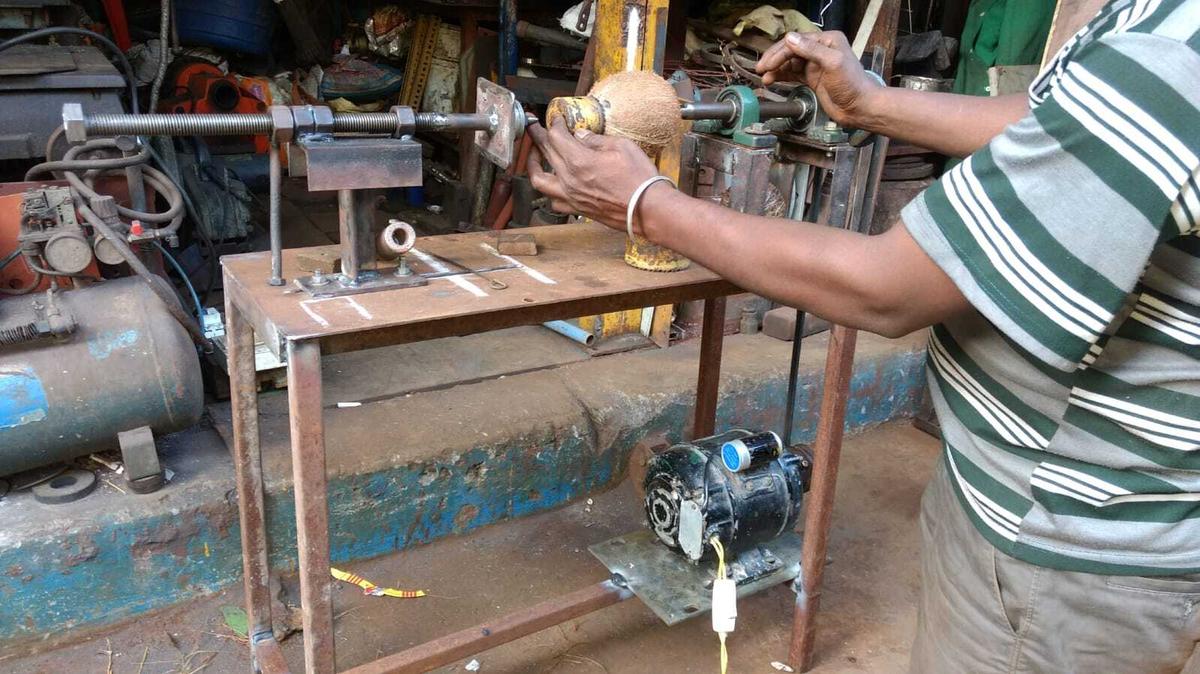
[{"x1": 78, "y1": 198, "x2": 210, "y2": 349}]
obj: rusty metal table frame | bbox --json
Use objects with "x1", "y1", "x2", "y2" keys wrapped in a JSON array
[{"x1": 222, "y1": 232, "x2": 862, "y2": 674}]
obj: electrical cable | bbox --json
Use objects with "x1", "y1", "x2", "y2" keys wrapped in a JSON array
[
  {"x1": 153, "y1": 240, "x2": 203, "y2": 319},
  {"x1": 0, "y1": 248, "x2": 20, "y2": 271},
  {"x1": 0, "y1": 27, "x2": 139, "y2": 114},
  {"x1": 141, "y1": 141, "x2": 219, "y2": 302}
]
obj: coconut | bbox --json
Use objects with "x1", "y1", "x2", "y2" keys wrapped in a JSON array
[{"x1": 587, "y1": 71, "x2": 682, "y2": 151}]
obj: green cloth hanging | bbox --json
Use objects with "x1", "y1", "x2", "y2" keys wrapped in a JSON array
[{"x1": 952, "y1": 0, "x2": 1056, "y2": 96}]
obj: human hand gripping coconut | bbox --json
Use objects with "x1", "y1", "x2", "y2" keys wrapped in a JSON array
[{"x1": 526, "y1": 70, "x2": 691, "y2": 271}]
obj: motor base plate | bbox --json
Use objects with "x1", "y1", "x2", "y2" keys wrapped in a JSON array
[{"x1": 590, "y1": 529, "x2": 802, "y2": 625}]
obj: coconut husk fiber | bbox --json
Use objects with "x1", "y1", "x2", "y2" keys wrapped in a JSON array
[{"x1": 589, "y1": 71, "x2": 682, "y2": 152}]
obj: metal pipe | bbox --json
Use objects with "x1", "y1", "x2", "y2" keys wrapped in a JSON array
[
  {"x1": 341, "y1": 580, "x2": 633, "y2": 674},
  {"x1": 79, "y1": 110, "x2": 494, "y2": 139},
  {"x1": 543, "y1": 319, "x2": 595, "y2": 346},
  {"x1": 268, "y1": 143, "x2": 283, "y2": 286},
  {"x1": 515, "y1": 20, "x2": 586, "y2": 50}
]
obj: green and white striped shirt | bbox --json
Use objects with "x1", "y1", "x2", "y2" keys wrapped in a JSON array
[{"x1": 903, "y1": 0, "x2": 1200, "y2": 574}]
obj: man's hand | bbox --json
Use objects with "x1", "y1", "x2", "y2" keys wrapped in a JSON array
[
  {"x1": 755, "y1": 31, "x2": 882, "y2": 128},
  {"x1": 526, "y1": 117, "x2": 660, "y2": 232}
]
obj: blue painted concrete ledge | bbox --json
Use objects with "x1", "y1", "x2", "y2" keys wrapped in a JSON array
[{"x1": 0, "y1": 330, "x2": 928, "y2": 652}]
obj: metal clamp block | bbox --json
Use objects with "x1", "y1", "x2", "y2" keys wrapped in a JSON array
[
  {"x1": 390, "y1": 106, "x2": 416, "y2": 137},
  {"x1": 269, "y1": 105, "x2": 295, "y2": 144},
  {"x1": 62, "y1": 103, "x2": 86, "y2": 143}
]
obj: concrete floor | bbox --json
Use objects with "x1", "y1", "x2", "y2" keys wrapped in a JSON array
[{"x1": 3, "y1": 420, "x2": 938, "y2": 674}]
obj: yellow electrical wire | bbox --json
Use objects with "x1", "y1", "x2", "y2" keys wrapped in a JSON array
[{"x1": 710, "y1": 536, "x2": 728, "y2": 674}]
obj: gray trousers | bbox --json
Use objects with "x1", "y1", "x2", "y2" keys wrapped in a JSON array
[{"x1": 909, "y1": 461, "x2": 1200, "y2": 674}]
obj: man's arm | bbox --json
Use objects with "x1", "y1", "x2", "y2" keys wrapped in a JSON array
[
  {"x1": 637, "y1": 187, "x2": 969, "y2": 337},
  {"x1": 526, "y1": 120, "x2": 971, "y2": 337},
  {"x1": 756, "y1": 31, "x2": 1028, "y2": 157}
]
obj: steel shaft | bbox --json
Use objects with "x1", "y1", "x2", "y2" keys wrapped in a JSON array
[{"x1": 679, "y1": 98, "x2": 811, "y2": 122}]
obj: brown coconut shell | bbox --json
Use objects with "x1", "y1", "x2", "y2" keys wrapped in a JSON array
[{"x1": 588, "y1": 71, "x2": 682, "y2": 151}]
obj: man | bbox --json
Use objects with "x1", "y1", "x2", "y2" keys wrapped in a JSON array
[{"x1": 526, "y1": 0, "x2": 1200, "y2": 671}]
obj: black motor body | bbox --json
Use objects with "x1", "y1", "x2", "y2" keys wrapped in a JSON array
[{"x1": 643, "y1": 429, "x2": 811, "y2": 563}]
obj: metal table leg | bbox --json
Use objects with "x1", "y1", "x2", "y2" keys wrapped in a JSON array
[
  {"x1": 287, "y1": 339, "x2": 336, "y2": 674},
  {"x1": 789, "y1": 324, "x2": 858, "y2": 671},
  {"x1": 692, "y1": 296, "x2": 726, "y2": 439},
  {"x1": 225, "y1": 290, "x2": 289, "y2": 673}
]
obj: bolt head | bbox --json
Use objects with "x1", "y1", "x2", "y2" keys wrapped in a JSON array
[
  {"x1": 745, "y1": 122, "x2": 769, "y2": 135},
  {"x1": 62, "y1": 103, "x2": 87, "y2": 144}
]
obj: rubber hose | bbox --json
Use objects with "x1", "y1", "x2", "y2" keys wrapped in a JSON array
[
  {"x1": 78, "y1": 202, "x2": 210, "y2": 348},
  {"x1": 148, "y1": 0, "x2": 171, "y2": 112},
  {"x1": 24, "y1": 147, "x2": 150, "y2": 181}
]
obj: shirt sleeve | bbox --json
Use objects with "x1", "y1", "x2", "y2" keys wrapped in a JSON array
[{"x1": 903, "y1": 30, "x2": 1200, "y2": 371}]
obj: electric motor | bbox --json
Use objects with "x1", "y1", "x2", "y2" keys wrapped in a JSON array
[{"x1": 643, "y1": 429, "x2": 811, "y2": 563}]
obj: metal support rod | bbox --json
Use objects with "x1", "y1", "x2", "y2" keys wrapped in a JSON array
[
  {"x1": 341, "y1": 581, "x2": 633, "y2": 674},
  {"x1": 268, "y1": 142, "x2": 284, "y2": 286},
  {"x1": 789, "y1": 324, "x2": 858, "y2": 672},
  {"x1": 692, "y1": 296, "x2": 726, "y2": 439},
  {"x1": 286, "y1": 339, "x2": 335, "y2": 674},
  {"x1": 782, "y1": 311, "x2": 807, "y2": 447},
  {"x1": 224, "y1": 293, "x2": 277, "y2": 662}
]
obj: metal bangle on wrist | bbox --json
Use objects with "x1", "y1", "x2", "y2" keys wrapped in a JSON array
[{"x1": 625, "y1": 175, "x2": 677, "y2": 240}]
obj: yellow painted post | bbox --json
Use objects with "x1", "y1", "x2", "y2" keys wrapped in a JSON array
[{"x1": 579, "y1": 0, "x2": 680, "y2": 344}]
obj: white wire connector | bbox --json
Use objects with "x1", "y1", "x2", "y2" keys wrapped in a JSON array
[
  {"x1": 712, "y1": 576, "x2": 738, "y2": 635},
  {"x1": 710, "y1": 536, "x2": 735, "y2": 674}
]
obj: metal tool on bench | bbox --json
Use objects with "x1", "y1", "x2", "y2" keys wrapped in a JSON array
[{"x1": 60, "y1": 78, "x2": 527, "y2": 298}]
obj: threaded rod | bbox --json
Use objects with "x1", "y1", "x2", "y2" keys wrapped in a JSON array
[{"x1": 81, "y1": 111, "x2": 495, "y2": 138}]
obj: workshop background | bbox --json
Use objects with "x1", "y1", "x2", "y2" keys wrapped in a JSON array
[{"x1": 0, "y1": 0, "x2": 1109, "y2": 673}]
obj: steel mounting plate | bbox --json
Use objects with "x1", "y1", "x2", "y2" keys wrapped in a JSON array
[
  {"x1": 295, "y1": 269, "x2": 429, "y2": 298},
  {"x1": 590, "y1": 530, "x2": 803, "y2": 626},
  {"x1": 475, "y1": 77, "x2": 524, "y2": 170}
]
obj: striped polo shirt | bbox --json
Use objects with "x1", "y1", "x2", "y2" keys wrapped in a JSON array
[{"x1": 902, "y1": 0, "x2": 1200, "y2": 574}]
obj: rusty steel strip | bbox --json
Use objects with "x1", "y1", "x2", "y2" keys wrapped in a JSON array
[
  {"x1": 691, "y1": 296, "x2": 726, "y2": 439},
  {"x1": 789, "y1": 323, "x2": 859, "y2": 671},
  {"x1": 223, "y1": 288, "x2": 278, "y2": 656},
  {"x1": 287, "y1": 339, "x2": 336, "y2": 674},
  {"x1": 341, "y1": 580, "x2": 633, "y2": 674}
]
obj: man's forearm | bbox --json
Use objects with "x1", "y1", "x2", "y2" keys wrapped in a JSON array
[
  {"x1": 856, "y1": 88, "x2": 1028, "y2": 157},
  {"x1": 638, "y1": 187, "x2": 968, "y2": 336}
]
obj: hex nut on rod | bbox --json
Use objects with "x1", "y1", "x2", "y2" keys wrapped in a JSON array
[
  {"x1": 269, "y1": 106, "x2": 295, "y2": 144},
  {"x1": 390, "y1": 106, "x2": 416, "y2": 137}
]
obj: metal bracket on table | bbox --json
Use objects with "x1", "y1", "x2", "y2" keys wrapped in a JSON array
[{"x1": 590, "y1": 530, "x2": 802, "y2": 625}]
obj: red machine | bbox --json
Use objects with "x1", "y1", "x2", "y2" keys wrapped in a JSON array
[{"x1": 158, "y1": 61, "x2": 270, "y2": 154}]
